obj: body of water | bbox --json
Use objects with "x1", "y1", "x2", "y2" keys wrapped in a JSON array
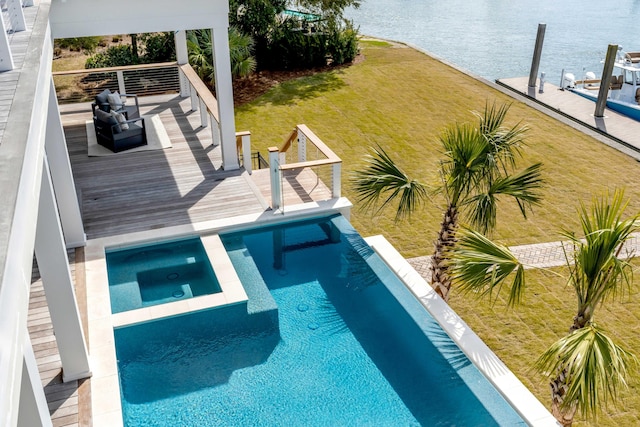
[{"x1": 347, "y1": 0, "x2": 640, "y2": 84}]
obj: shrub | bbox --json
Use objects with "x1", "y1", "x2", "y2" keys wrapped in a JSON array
[
  {"x1": 85, "y1": 45, "x2": 139, "y2": 68},
  {"x1": 140, "y1": 32, "x2": 176, "y2": 63},
  {"x1": 56, "y1": 36, "x2": 102, "y2": 52},
  {"x1": 326, "y1": 21, "x2": 359, "y2": 65}
]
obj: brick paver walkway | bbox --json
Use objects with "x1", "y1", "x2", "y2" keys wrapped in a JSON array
[{"x1": 406, "y1": 233, "x2": 640, "y2": 283}]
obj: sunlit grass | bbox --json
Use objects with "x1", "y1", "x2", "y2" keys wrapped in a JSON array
[
  {"x1": 236, "y1": 40, "x2": 640, "y2": 257},
  {"x1": 235, "y1": 40, "x2": 640, "y2": 425}
]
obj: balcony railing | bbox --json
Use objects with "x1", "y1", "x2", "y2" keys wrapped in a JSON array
[
  {"x1": 52, "y1": 62, "x2": 180, "y2": 104},
  {"x1": 268, "y1": 125, "x2": 342, "y2": 210}
]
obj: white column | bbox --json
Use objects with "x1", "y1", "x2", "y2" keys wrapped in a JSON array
[
  {"x1": 46, "y1": 79, "x2": 86, "y2": 248},
  {"x1": 18, "y1": 338, "x2": 53, "y2": 427},
  {"x1": 174, "y1": 30, "x2": 190, "y2": 97},
  {"x1": 35, "y1": 157, "x2": 91, "y2": 383},
  {"x1": 268, "y1": 147, "x2": 281, "y2": 210},
  {"x1": 211, "y1": 26, "x2": 239, "y2": 170},
  {"x1": 199, "y1": 98, "x2": 208, "y2": 127},
  {"x1": 0, "y1": 13, "x2": 15, "y2": 71}
]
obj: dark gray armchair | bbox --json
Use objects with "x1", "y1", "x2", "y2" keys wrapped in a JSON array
[{"x1": 93, "y1": 109, "x2": 147, "y2": 153}]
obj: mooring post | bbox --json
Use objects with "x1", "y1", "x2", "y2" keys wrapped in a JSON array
[
  {"x1": 594, "y1": 44, "x2": 619, "y2": 118},
  {"x1": 528, "y1": 23, "x2": 546, "y2": 88}
]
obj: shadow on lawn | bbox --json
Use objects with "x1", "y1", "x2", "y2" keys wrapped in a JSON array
[{"x1": 248, "y1": 71, "x2": 346, "y2": 107}]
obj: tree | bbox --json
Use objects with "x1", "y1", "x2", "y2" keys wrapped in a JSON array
[
  {"x1": 449, "y1": 190, "x2": 639, "y2": 426},
  {"x1": 187, "y1": 28, "x2": 256, "y2": 85},
  {"x1": 352, "y1": 102, "x2": 543, "y2": 301}
]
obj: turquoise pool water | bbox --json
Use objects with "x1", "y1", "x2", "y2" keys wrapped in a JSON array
[
  {"x1": 114, "y1": 216, "x2": 525, "y2": 426},
  {"x1": 106, "y1": 237, "x2": 221, "y2": 313}
]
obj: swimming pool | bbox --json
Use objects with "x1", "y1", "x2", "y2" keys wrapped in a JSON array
[
  {"x1": 106, "y1": 237, "x2": 222, "y2": 313},
  {"x1": 114, "y1": 215, "x2": 526, "y2": 426}
]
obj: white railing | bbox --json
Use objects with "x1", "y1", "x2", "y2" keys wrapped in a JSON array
[
  {"x1": 52, "y1": 62, "x2": 180, "y2": 104},
  {"x1": 268, "y1": 125, "x2": 341, "y2": 210},
  {"x1": 235, "y1": 131, "x2": 252, "y2": 174},
  {"x1": 178, "y1": 63, "x2": 222, "y2": 147}
]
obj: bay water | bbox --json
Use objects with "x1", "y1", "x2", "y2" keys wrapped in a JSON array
[{"x1": 347, "y1": 0, "x2": 640, "y2": 85}]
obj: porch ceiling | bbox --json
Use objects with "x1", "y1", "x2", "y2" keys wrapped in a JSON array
[{"x1": 49, "y1": 0, "x2": 230, "y2": 38}]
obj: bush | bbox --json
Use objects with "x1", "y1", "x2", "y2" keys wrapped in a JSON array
[
  {"x1": 326, "y1": 21, "x2": 359, "y2": 65},
  {"x1": 85, "y1": 45, "x2": 139, "y2": 68},
  {"x1": 56, "y1": 37, "x2": 102, "y2": 52},
  {"x1": 140, "y1": 32, "x2": 176, "y2": 63},
  {"x1": 264, "y1": 19, "x2": 328, "y2": 70}
]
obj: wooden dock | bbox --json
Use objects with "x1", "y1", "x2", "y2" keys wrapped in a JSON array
[{"x1": 497, "y1": 77, "x2": 640, "y2": 159}]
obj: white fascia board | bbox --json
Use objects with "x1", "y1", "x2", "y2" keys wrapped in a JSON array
[
  {"x1": 50, "y1": 0, "x2": 229, "y2": 39},
  {"x1": 0, "y1": 18, "x2": 53, "y2": 427}
]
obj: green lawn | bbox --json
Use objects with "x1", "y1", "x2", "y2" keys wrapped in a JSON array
[{"x1": 235, "y1": 40, "x2": 640, "y2": 425}]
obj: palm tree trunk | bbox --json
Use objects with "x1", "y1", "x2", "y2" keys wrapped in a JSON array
[
  {"x1": 550, "y1": 312, "x2": 590, "y2": 426},
  {"x1": 430, "y1": 204, "x2": 458, "y2": 301},
  {"x1": 550, "y1": 367, "x2": 577, "y2": 426}
]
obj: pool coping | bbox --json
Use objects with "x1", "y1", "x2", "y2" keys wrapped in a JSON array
[{"x1": 365, "y1": 235, "x2": 559, "y2": 427}]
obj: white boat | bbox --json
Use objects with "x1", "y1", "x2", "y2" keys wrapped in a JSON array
[{"x1": 562, "y1": 48, "x2": 640, "y2": 121}]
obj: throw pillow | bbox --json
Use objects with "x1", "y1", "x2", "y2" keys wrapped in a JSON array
[
  {"x1": 110, "y1": 110, "x2": 130, "y2": 130},
  {"x1": 107, "y1": 91, "x2": 124, "y2": 111}
]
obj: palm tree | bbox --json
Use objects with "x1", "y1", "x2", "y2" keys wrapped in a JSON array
[
  {"x1": 449, "y1": 190, "x2": 639, "y2": 426},
  {"x1": 352, "y1": 102, "x2": 543, "y2": 301},
  {"x1": 187, "y1": 27, "x2": 256, "y2": 85}
]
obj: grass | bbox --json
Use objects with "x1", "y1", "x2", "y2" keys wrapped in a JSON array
[{"x1": 235, "y1": 40, "x2": 640, "y2": 425}]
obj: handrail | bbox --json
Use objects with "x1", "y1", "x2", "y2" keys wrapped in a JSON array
[
  {"x1": 280, "y1": 158, "x2": 339, "y2": 170},
  {"x1": 179, "y1": 63, "x2": 220, "y2": 122},
  {"x1": 51, "y1": 61, "x2": 178, "y2": 76},
  {"x1": 279, "y1": 124, "x2": 340, "y2": 162}
]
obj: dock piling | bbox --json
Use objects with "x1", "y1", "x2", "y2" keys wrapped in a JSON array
[
  {"x1": 528, "y1": 23, "x2": 546, "y2": 88},
  {"x1": 594, "y1": 44, "x2": 619, "y2": 118}
]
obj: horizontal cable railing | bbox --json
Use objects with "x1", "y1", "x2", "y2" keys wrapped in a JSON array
[{"x1": 52, "y1": 62, "x2": 180, "y2": 104}]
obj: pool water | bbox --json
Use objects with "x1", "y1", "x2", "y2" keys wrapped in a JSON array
[
  {"x1": 106, "y1": 237, "x2": 221, "y2": 313},
  {"x1": 114, "y1": 216, "x2": 525, "y2": 426}
]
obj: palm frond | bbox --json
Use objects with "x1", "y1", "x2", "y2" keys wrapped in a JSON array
[
  {"x1": 465, "y1": 163, "x2": 543, "y2": 234},
  {"x1": 561, "y1": 190, "x2": 639, "y2": 317},
  {"x1": 351, "y1": 146, "x2": 428, "y2": 222},
  {"x1": 449, "y1": 228, "x2": 525, "y2": 306},
  {"x1": 535, "y1": 325, "x2": 638, "y2": 419}
]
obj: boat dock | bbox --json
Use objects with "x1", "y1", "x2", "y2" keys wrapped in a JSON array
[{"x1": 497, "y1": 76, "x2": 640, "y2": 160}]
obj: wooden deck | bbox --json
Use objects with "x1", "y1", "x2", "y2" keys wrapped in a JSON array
[
  {"x1": 29, "y1": 94, "x2": 335, "y2": 426},
  {"x1": 497, "y1": 77, "x2": 640, "y2": 159}
]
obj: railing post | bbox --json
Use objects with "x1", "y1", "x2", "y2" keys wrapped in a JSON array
[
  {"x1": 210, "y1": 114, "x2": 220, "y2": 146},
  {"x1": 332, "y1": 162, "x2": 341, "y2": 198},
  {"x1": 190, "y1": 84, "x2": 198, "y2": 111},
  {"x1": 0, "y1": 11, "x2": 14, "y2": 71},
  {"x1": 269, "y1": 147, "x2": 282, "y2": 210},
  {"x1": 200, "y1": 98, "x2": 208, "y2": 127},
  {"x1": 297, "y1": 130, "x2": 307, "y2": 162},
  {"x1": 7, "y1": 0, "x2": 26, "y2": 32},
  {"x1": 116, "y1": 70, "x2": 126, "y2": 94},
  {"x1": 242, "y1": 133, "x2": 251, "y2": 174}
]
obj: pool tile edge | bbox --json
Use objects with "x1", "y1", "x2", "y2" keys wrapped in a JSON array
[{"x1": 364, "y1": 235, "x2": 559, "y2": 427}]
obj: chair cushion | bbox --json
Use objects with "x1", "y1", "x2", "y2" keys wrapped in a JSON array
[
  {"x1": 95, "y1": 89, "x2": 111, "y2": 106},
  {"x1": 110, "y1": 110, "x2": 129, "y2": 130},
  {"x1": 108, "y1": 91, "x2": 124, "y2": 110},
  {"x1": 95, "y1": 109, "x2": 110, "y2": 121}
]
